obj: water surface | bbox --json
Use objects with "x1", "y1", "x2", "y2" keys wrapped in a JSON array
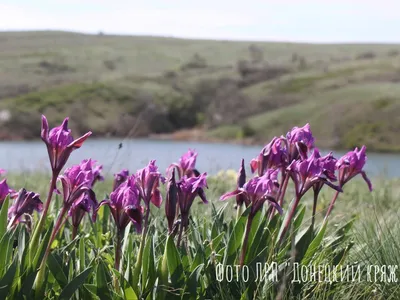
[{"x1": 0, "y1": 139, "x2": 398, "y2": 178}]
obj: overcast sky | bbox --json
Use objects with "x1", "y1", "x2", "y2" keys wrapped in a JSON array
[{"x1": 1, "y1": 0, "x2": 399, "y2": 43}]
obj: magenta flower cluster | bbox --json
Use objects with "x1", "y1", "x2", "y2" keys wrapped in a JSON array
[
  {"x1": 220, "y1": 123, "x2": 372, "y2": 265},
  {"x1": 3, "y1": 115, "x2": 372, "y2": 281}
]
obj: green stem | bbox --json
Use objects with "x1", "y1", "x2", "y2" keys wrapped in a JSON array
[
  {"x1": 324, "y1": 190, "x2": 340, "y2": 223},
  {"x1": 311, "y1": 190, "x2": 319, "y2": 233},
  {"x1": 132, "y1": 207, "x2": 150, "y2": 296},
  {"x1": 269, "y1": 171, "x2": 290, "y2": 220},
  {"x1": 177, "y1": 222, "x2": 184, "y2": 247},
  {"x1": 113, "y1": 228, "x2": 124, "y2": 290},
  {"x1": 115, "y1": 229, "x2": 124, "y2": 271},
  {"x1": 278, "y1": 196, "x2": 301, "y2": 244},
  {"x1": 239, "y1": 215, "x2": 254, "y2": 267},
  {"x1": 278, "y1": 172, "x2": 290, "y2": 207},
  {"x1": 29, "y1": 172, "x2": 58, "y2": 266},
  {"x1": 236, "y1": 204, "x2": 243, "y2": 221},
  {"x1": 72, "y1": 226, "x2": 78, "y2": 240},
  {"x1": 159, "y1": 235, "x2": 170, "y2": 298},
  {"x1": 34, "y1": 206, "x2": 67, "y2": 297}
]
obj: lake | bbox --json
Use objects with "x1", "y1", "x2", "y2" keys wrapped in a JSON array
[{"x1": 0, "y1": 138, "x2": 399, "y2": 178}]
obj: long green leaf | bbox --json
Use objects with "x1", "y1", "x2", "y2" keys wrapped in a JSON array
[
  {"x1": 0, "y1": 196, "x2": 10, "y2": 238},
  {"x1": 165, "y1": 233, "x2": 184, "y2": 287},
  {"x1": 32, "y1": 225, "x2": 53, "y2": 269},
  {"x1": 0, "y1": 229, "x2": 17, "y2": 277},
  {"x1": 96, "y1": 260, "x2": 112, "y2": 300},
  {"x1": 184, "y1": 264, "x2": 203, "y2": 300},
  {"x1": 47, "y1": 252, "x2": 68, "y2": 289},
  {"x1": 301, "y1": 221, "x2": 328, "y2": 265},
  {"x1": 0, "y1": 257, "x2": 18, "y2": 299},
  {"x1": 223, "y1": 205, "x2": 251, "y2": 266},
  {"x1": 142, "y1": 234, "x2": 155, "y2": 296},
  {"x1": 58, "y1": 267, "x2": 93, "y2": 300}
]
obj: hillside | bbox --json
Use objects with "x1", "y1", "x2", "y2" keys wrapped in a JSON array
[{"x1": 0, "y1": 30, "x2": 399, "y2": 152}]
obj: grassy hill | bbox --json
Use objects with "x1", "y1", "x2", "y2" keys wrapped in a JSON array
[{"x1": 0, "y1": 30, "x2": 399, "y2": 152}]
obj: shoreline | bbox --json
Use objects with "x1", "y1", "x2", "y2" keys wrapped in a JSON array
[{"x1": 1, "y1": 128, "x2": 400, "y2": 154}]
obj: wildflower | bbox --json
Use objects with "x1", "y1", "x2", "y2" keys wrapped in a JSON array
[
  {"x1": 313, "y1": 150, "x2": 338, "y2": 193},
  {"x1": 0, "y1": 179, "x2": 13, "y2": 206},
  {"x1": 90, "y1": 160, "x2": 104, "y2": 186},
  {"x1": 235, "y1": 159, "x2": 247, "y2": 208},
  {"x1": 175, "y1": 173, "x2": 208, "y2": 246},
  {"x1": 98, "y1": 175, "x2": 143, "y2": 232},
  {"x1": 287, "y1": 148, "x2": 342, "y2": 198},
  {"x1": 177, "y1": 173, "x2": 208, "y2": 226},
  {"x1": 286, "y1": 123, "x2": 314, "y2": 160},
  {"x1": 41, "y1": 115, "x2": 92, "y2": 174},
  {"x1": 68, "y1": 191, "x2": 97, "y2": 238},
  {"x1": 167, "y1": 149, "x2": 199, "y2": 179},
  {"x1": 58, "y1": 159, "x2": 103, "y2": 238},
  {"x1": 221, "y1": 169, "x2": 282, "y2": 217},
  {"x1": 250, "y1": 137, "x2": 288, "y2": 176},
  {"x1": 221, "y1": 169, "x2": 281, "y2": 266},
  {"x1": 58, "y1": 159, "x2": 94, "y2": 208},
  {"x1": 113, "y1": 169, "x2": 129, "y2": 191},
  {"x1": 336, "y1": 146, "x2": 372, "y2": 191},
  {"x1": 135, "y1": 160, "x2": 165, "y2": 209},
  {"x1": 8, "y1": 188, "x2": 43, "y2": 228}
]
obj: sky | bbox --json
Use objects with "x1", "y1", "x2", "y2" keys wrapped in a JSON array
[{"x1": 1, "y1": 0, "x2": 400, "y2": 43}]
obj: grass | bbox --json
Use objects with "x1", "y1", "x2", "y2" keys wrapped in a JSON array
[{"x1": 1, "y1": 31, "x2": 400, "y2": 151}]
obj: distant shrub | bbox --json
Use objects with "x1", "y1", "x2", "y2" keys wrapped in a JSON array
[
  {"x1": 356, "y1": 51, "x2": 376, "y2": 60},
  {"x1": 237, "y1": 59, "x2": 252, "y2": 77},
  {"x1": 163, "y1": 70, "x2": 178, "y2": 79},
  {"x1": 37, "y1": 60, "x2": 75, "y2": 74},
  {"x1": 291, "y1": 53, "x2": 299, "y2": 63},
  {"x1": 248, "y1": 44, "x2": 264, "y2": 63},
  {"x1": 373, "y1": 97, "x2": 393, "y2": 110},
  {"x1": 103, "y1": 60, "x2": 117, "y2": 70},
  {"x1": 241, "y1": 123, "x2": 256, "y2": 137},
  {"x1": 341, "y1": 122, "x2": 382, "y2": 149},
  {"x1": 387, "y1": 49, "x2": 399, "y2": 57},
  {"x1": 298, "y1": 56, "x2": 307, "y2": 70},
  {"x1": 180, "y1": 53, "x2": 207, "y2": 70},
  {"x1": 2, "y1": 109, "x2": 40, "y2": 139}
]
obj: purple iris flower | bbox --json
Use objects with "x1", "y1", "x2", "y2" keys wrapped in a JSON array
[
  {"x1": 68, "y1": 190, "x2": 97, "y2": 229},
  {"x1": 167, "y1": 149, "x2": 199, "y2": 179},
  {"x1": 235, "y1": 159, "x2": 247, "y2": 208},
  {"x1": 287, "y1": 148, "x2": 342, "y2": 197},
  {"x1": 135, "y1": 160, "x2": 165, "y2": 209},
  {"x1": 88, "y1": 160, "x2": 104, "y2": 186},
  {"x1": 113, "y1": 169, "x2": 129, "y2": 191},
  {"x1": 177, "y1": 173, "x2": 208, "y2": 227},
  {"x1": 250, "y1": 137, "x2": 288, "y2": 176},
  {"x1": 58, "y1": 159, "x2": 94, "y2": 208},
  {"x1": 57, "y1": 159, "x2": 104, "y2": 236},
  {"x1": 8, "y1": 188, "x2": 43, "y2": 228},
  {"x1": 286, "y1": 123, "x2": 315, "y2": 160},
  {"x1": 41, "y1": 115, "x2": 92, "y2": 174},
  {"x1": 98, "y1": 175, "x2": 143, "y2": 232},
  {"x1": 336, "y1": 146, "x2": 372, "y2": 191},
  {"x1": 0, "y1": 179, "x2": 14, "y2": 206},
  {"x1": 221, "y1": 169, "x2": 282, "y2": 217}
]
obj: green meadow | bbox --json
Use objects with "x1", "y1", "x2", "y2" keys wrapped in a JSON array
[{"x1": 0, "y1": 31, "x2": 400, "y2": 152}]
